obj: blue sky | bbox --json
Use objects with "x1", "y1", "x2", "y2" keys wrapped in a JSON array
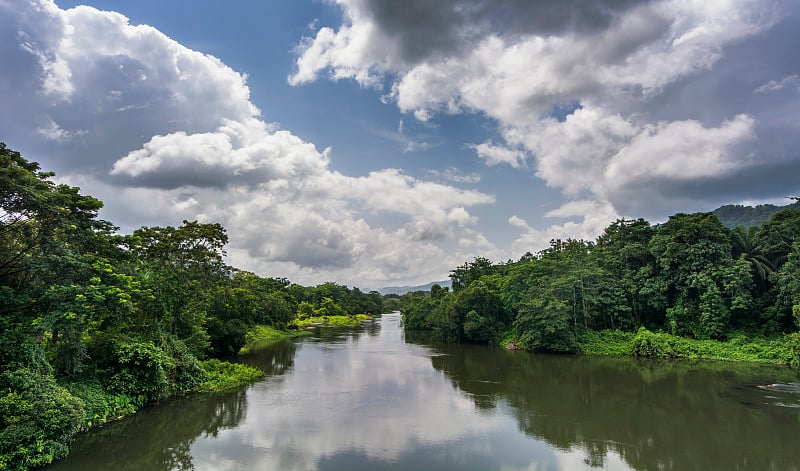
[{"x1": 2, "y1": 0, "x2": 799, "y2": 288}]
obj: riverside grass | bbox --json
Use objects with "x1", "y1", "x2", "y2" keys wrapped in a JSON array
[
  {"x1": 294, "y1": 313, "x2": 372, "y2": 328},
  {"x1": 578, "y1": 328, "x2": 799, "y2": 366},
  {"x1": 239, "y1": 324, "x2": 312, "y2": 354}
]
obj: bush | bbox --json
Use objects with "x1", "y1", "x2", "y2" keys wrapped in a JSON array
[
  {"x1": 107, "y1": 340, "x2": 173, "y2": 405},
  {"x1": 0, "y1": 368, "x2": 84, "y2": 470},
  {"x1": 632, "y1": 328, "x2": 676, "y2": 358},
  {"x1": 206, "y1": 318, "x2": 248, "y2": 358},
  {"x1": 63, "y1": 381, "x2": 137, "y2": 430},
  {"x1": 195, "y1": 359, "x2": 263, "y2": 393},
  {"x1": 578, "y1": 330, "x2": 635, "y2": 355},
  {"x1": 787, "y1": 332, "x2": 800, "y2": 370}
]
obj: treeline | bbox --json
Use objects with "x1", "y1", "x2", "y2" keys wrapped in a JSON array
[
  {"x1": 403, "y1": 209, "x2": 800, "y2": 364},
  {"x1": 0, "y1": 143, "x2": 381, "y2": 469}
]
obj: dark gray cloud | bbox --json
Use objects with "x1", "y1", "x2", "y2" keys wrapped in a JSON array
[
  {"x1": 355, "y1": 0, "x2": 652, "y2": 64},
  {"x1": 607, "y1": 9, "x2": 800, "y2": 212}
]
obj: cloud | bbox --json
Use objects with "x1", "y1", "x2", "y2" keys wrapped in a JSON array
[
  {"x1": 427, "y1": 167, "x2": 481, "y2": 185},
  {"x1": 293, "y1": 0, "x2": 798, "y2": 242},
  {"x1": 369, "y1": 119, "x2": 438, "y2": 153},
  {"x1": 289, "y1": 0, "x2": 655, "y2": 86},
  {"x1": 469, "y1": 141, "x2": 526, "y2": 168},
  {"x1": 508, "y1": 201, "x2": 620, "y2": 256},
  {"x1": 754, "y1": 74, "x2": 800, "y2": 93},
  {"x1": 0, "y1": 0, "x2": 495, "y2": 287}
]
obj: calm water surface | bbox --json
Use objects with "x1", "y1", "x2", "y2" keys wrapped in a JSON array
[{"x1": 49, "y1": 313, "x2": 800, "y2": 470}]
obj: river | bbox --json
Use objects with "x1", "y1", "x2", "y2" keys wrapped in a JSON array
[{"x1": 48, "y1": 313, "x2": 800, "y2": 470}]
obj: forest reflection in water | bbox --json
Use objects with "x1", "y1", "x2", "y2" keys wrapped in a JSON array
[
  {"x1": 409, "y1": 335, "x2": 800, "y2": 471},
  {"x1": 49, "y1": 314, "x2": 799, "y2": 471}
]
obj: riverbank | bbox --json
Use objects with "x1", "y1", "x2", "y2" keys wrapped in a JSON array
[
  {"x1": 69, "y1": 322, "x2": 353, "y2": 433},
  {"x1": 576, "y1": 328, "x2": 800, "y2": 368},
  {"x1": 62, "y1": 357, "x2": 265, "y2": 435},
  {"x1": 239, "y1": 324, "x2": 312, "y2": 354}
]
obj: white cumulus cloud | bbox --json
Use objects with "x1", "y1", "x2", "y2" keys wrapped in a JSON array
[{"x1": 0, "y1": 0, "x2": 496, "y2": 287}]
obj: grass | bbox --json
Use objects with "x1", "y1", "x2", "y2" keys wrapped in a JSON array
[
  {"x1": 239, "y1": 324, "x2": 311, "y2": 354},
  {"x1": 293, "y1": 314, "x2": 372, "y2": 328},
  {"x1": 194, "y1": 359, "x2": 264, "y2": 393},
  {"x1": 577, "y1": 330, "x2": 636, "y2": 356},
  {"x1": 578, "y1": 328, "x2": 799, "y2": 367}
]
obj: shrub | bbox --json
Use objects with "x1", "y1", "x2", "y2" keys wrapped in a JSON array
[
  {"x1": 632, "y1": 328, "x2": 675, "y2": 358},
  {"x1": 0, "y1": 369, "x2": 84, "y2": 470},
  {"x1": 195, "y1": 359, "x2": 263, "y2": 393},
  {"x1": 107, "y1": 340, "x2": 173, "y2": 405},
  {"x1": 787, "y1": 332, "x2": 800, "y2": 370},
  {"x1": 63, "y1": 381, "x2": 137, "y2": 430}
]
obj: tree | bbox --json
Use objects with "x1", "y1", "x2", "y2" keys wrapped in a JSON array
[
  {"x1": 456, "y1": 276, "x2": 508, "y2": 343},
  {"x1": 450, "y1": 257, "x2": 494, "y2": 292},
  {"x1": 512, "y1": 240, "x2": 599, "y2": 352},
  {"x1": 129, "y1": 221, "x2": 230, "y2": 355},
  {"x1": 767, "y1": 239, "x2": 800, "y2": 333},
  {"x1": 648, "y1": 213, "x2": 743, "y2": 339},
  {"x1": 595, "y1": 219, "x2": 656, "y2": 328},
  {"x1": 758, "y1": 206, "x2": 800, "y2": 269},
  {"x1": 731, "y1": 225, "x2": 774, "y2": 295}
]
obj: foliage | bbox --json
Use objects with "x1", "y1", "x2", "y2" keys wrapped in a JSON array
[
  {"x1": 293, "y1": 314, "x2": 371, "y2": 328},
  {"x1": 631, "y1": 328, "x2": 676, "y2": 358},
  {"x1": 787, "y1": 332, "x2": 800, "y2": 369},
  {"x1": 194, "y1": 359, "x2": 263, "y2": 393},
  {"x1": 0, "y1": 369, "x2": 84, "y2": 470},
  {"x1": 62, "y1": 381, "x2": 137, "y2": 430},
  {"x1": 401, "y1": 205, "x2": 800, "y2": 371},
  {"x1": 577, "y1": 330, "x2": 634, "y2": 356},
  {"x1": 713, "y1": 201, "x2": 800, "y2": 229},
  {"x1": 240, "y1": 324, "x2": 310, "y2": 354}
]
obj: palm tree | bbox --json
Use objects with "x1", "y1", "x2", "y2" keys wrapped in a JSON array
[{"x1": 731, "y1": 225, "x2": 775, "y2": 295}]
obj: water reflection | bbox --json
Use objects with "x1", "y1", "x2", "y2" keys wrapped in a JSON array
[
  {"x1": 188, "y1": 315, "x2": 514, "y2": 471},
  {"x1": 47, "y1": 389, "x2": 248, "y2": 470},
  {"x1": 49, "y1": 314, "x2": 800, "y2": 471},
  {"x1": 48, "y1": 340, "x2": 298, "y2": 471},
  {"x1": 418, "y1": 340, "x2": 800, "y2": 471}
]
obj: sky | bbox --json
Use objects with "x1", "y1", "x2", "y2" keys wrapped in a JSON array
[{"x1": 1, "y1": 0, "x2": 799, "y2": 289}]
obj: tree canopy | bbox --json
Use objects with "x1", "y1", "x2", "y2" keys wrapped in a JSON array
[{"x1": 403, "y1": 208, "x2": 800, "y2": 355}]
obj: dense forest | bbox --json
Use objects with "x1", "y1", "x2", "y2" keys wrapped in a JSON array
[
  {"x1": 0, "y1": 143, "x2": 382, "y2": 470},
  {"x1": 713, "y1": 201, "x2": 800, "y2": 228},
  {"x1": 403, "y1": 208, "x2": 800, "y2": 366}
]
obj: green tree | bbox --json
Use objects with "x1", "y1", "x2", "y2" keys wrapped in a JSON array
[
  {"x1": 450, "y1": 257, "x2": 494, "y2": 292},
  {"x1": 595, "y1": 219, "x2": 657, "y2": 328},
  {"x1": 768, "y1": 239, "x2": 800, "y2": 332},
  {"x1": 129, "y1": 220, "x2": 230, "y2": 355},
  {"x1": 648, "y1": 213, "x2": 746, "y2": 339},
  {"x1": 758, "y1": 206, "x2": 800, "y2": 269},
  {"x1": 731, "y1": 225, "x2": 774, "y2": 296}
]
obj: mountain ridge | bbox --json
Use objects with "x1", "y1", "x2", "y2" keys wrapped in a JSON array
[{"x1": 378, "y1": 280, "x2": 452, "y2": 296}]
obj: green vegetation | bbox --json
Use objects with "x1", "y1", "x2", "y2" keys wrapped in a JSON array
[
  {"x1": 0, "y1": 143, "x2": 383, "y2": 470},
  {"x1": 403, "y1": 206, "x2": 800, "y2": 371},
  {"x1": 713, "y1": 201, "x2": 800, "y2": 228},
  {"x1": 239, "y1": 324, "x2": 311, "y2": 354},
  {"x1": 294, "y1": 313, "x2": 372, "y2": 328},
  {"x1": 579, "y1": 328, "x2": 796, "y2": 364},
  {"x1": 193, "y1": 359, "x2": 263, "y2": 393}
]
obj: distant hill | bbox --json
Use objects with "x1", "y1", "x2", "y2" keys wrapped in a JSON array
[
  {"x1": 378, "y1": 280, "x2": 451, "y2": 296},
  {"x1": 712, "y1": 200, "x2": 800, "y2": 228}
]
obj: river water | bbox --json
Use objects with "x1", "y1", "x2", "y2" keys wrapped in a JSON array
[{"x1": 49, "y1": 313, "x2": 800, "y2": 471}]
